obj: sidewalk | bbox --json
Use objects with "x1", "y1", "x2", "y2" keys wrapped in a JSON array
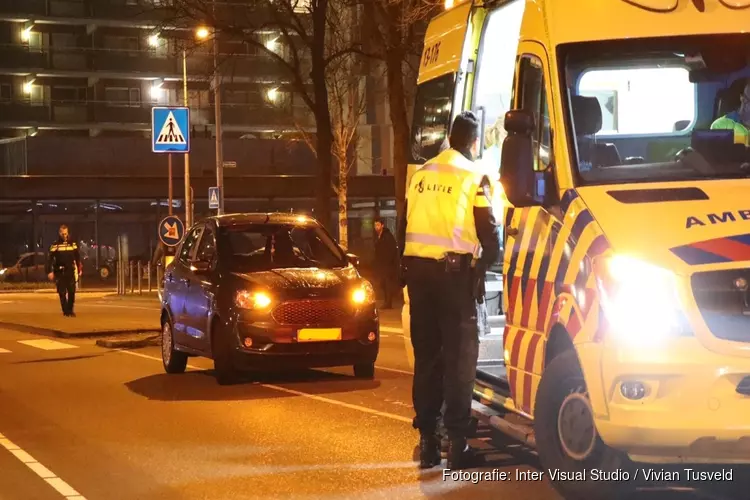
[{"x1": 0, "y1": 299, "x2": 159, "y2": 339}]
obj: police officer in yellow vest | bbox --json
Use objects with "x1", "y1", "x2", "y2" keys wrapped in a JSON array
[
  {"x1": 711, "y1": 78, "x2": 750, "y2": 146},
  {"x1": 398, "y1": 111, "x2": 501, "y2": 470},
  {"x1": 47, "y1": 224, "x2": 81, "y2": 317}
]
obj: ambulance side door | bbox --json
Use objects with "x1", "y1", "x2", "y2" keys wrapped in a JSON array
[{"x1": 502, "y1": 42, "x2": 558, "y2": 417}]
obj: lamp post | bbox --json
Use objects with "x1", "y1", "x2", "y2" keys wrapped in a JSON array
[
  {"x1": 197, "y1": 23, "x2": 224, "y2": 215},
  {"x1": 182, "y1": 48, "x2": 192, "y2": 228}
]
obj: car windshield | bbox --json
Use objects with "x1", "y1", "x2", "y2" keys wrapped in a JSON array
[
  {"x1": 561, "y1": 33, "x2": 750, "y2": 185},
  {"x1": 219, "y1": 223, "x2": 347, "y2": 272}
]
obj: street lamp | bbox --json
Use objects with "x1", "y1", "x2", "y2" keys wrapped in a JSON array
[{"x1": 196, "y1": 21, "x2": 224, "y2": 215}]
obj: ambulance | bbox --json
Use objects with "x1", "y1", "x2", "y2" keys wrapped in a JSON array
[{"x1": 404, "y1": 0, "x2": 750, "y2": 498}]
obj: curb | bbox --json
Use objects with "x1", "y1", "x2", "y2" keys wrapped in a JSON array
[
  {"x1": 96, "y1": 335, "x2": 160, "y2": 349},
  {"x1": 0, "y1": 289, "x2": 116, "y2": 294},
  {"x1": 0, "y1": 322, "x2": 160, "y2": 339}
]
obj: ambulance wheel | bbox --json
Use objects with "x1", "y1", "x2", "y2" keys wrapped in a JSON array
[
  {"x1": 534, "y1": 349, "x2": 634, "y2": 500},
  {"x1": 161, "y1": 317, "x2": 187, "y2": 374},
  {"x1": 353, "y1": 361, "x2": 375, "y2": 379}
]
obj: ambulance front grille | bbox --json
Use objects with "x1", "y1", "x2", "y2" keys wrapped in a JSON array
[{"x1": 691, "y1": 269, "x2": 750, "y2": 343}]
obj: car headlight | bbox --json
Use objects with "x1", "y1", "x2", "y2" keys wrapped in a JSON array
[
  {"x1": 0, "y1": 268, "x2": 5, "y2": 275},
  {"x1": 352, "y1": 280, "x2": 375, "y2": 305},
  {"x1": 594, "y1": 254, "x2": 688, "y2": 342},
  {"x1": 235, "y1": 291, "x2": 272, "y2": 310}
]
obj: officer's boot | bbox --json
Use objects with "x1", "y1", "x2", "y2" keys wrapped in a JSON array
[
  {"x1": 418, "y1": 433, "x2": 441, "y2": 469},
  {"x1": 446, "y1": 437, "x2": 481, "y2": 470}
]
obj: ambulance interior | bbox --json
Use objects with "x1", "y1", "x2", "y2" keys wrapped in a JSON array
[{"x1": 409, "y1": 1, "x2": 750, "y2": 386}]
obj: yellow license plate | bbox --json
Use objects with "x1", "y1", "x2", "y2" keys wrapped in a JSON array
[{"x1": 297, "y1": 328, "x2": 342, "y2": 342}]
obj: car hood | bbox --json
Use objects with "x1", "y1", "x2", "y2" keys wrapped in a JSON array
[
  {"x1": 577, "y1": 179, "x2": 750, "y2": 274},
  {"x1": 232, "y1": 266, "x2": 361, "y2": 294}
]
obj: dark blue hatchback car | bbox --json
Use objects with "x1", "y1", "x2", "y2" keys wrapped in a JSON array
[{"x1": 160, "y1": 213, "x2": 380, "y2": 385}]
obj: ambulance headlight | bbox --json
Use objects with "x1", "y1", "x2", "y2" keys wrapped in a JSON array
[{"x1": 595, "y1": 255, "x2": 686, "y2": 342}]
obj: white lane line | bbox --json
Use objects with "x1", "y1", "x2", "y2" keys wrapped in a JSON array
[
  {"x1": 0, "y1": 348, "x2": 11, "y2": 354},
  {"x1": 380, "y1": 326, "x2": 403, "y2": 334},
  {"x1": 119, "y1": 350, "x2": 413, "y2": 424},
  {"x1": 0, "y1": 432, "x2": 86, "y2": 499},
  {"x1": 18, "y1": 340, "x2": 78, "y2": 351},
  {"x1": 376, "y1": 366, "x2": 413, "y2": 375}
]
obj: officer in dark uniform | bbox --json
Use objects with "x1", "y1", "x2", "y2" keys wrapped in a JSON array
[
  {"x1": 399, "y1": 111, "x2": 501, "y2": 469},
  {"x1": 47, "y1": 224, "x2": 81, "y2": 317}
]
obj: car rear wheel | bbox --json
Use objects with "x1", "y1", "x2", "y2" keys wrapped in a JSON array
[
  {"x1": 212, "y1": 319, "x2": 240, "y2": 386},
  {"x1": 162, "y1": 317, "x2": 187, "y2": 374},
  {"x1": 353, "y1": 361, "x2": 375, "y2": 379}
]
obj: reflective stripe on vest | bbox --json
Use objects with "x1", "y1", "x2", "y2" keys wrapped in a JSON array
[{"x1": 404, "y1": 150, "x2": 482, "y2": 260}]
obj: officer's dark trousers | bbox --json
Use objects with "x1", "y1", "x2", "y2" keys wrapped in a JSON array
[
  {"x1": 56, "y1": 276, "x2": 76, "y2": 314},
  {"x1": 406, "y1": 257, "x2": 479, "y2": 441}
]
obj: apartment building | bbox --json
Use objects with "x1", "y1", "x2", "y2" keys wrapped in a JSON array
[{"x1": 0, "y1": 0, "x2": 311, "y2": 139}]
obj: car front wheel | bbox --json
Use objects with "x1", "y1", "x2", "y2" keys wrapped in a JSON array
[
  {"x1": 212, "y1": 319, "x2": 240, "y2": 386},
  {"x1": 353, "y1": 361, "x2": 375, "y2": 379}
]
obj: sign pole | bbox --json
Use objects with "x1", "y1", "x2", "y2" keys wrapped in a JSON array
[
  {"x1": 183, "y1": 48, "x2": 192, "y2": 228},
  {"x1": 168, "y1": 153, "x2": 173, "y2": 216}
]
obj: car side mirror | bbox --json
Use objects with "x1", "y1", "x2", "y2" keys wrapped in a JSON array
[
  {"x1": 500, "y1": 110, "x2": 550, "y2": 208},
  {"x1": 190, "y1": 260, "x2": 211, "y2": 274},
  {"x1": 346, "y1": 253, "x2": 360, "y2": 267}
]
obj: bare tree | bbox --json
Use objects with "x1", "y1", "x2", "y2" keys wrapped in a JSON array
[
  {"x1": 327, "y1": 3, "x2": 367, "y2": 249},
  {"x1": 360, "y1": 0, "x2": 440, "y2": 219},
  {"x1": 143, "y1": 0, "x2": 359, "y2": 231}
]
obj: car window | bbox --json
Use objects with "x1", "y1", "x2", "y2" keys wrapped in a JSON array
[
  {"x1": 178, "y1": 227, "x2": 203, "y2": 265},
  {"x1": 220, "y1": 223, "x2": 347, "y2": 272},
  {"x1": 195, "y1": 227, "x2": 217, "y2": 263},
  {"x1": 19, "y1": 255, "x2": 34, "y2": 267}
]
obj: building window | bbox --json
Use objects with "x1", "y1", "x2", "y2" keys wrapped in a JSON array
[
  {"x1": 105, "y1": 87, "x2": 141, "y2": 107},
  {"x1": 51, "y1": 86, "x2": 87, "y2": 104}
]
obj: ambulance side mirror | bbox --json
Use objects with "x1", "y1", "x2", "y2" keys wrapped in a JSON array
[{"x1": 500, "y1": 110, "x2": 545, "y2": 208}]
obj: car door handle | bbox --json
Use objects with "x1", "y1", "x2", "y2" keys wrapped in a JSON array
[{"x1": 505, "y1": 226, "x2": 519, "y2": 237}]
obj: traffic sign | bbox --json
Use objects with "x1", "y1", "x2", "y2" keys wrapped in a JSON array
[
  {"x1": 152, "y1": 107, "x2": 190, "y2": 154},
  {"x1": 159, "y1": 215, "x2": 185, "y2": 247},
  {"x1": 208, "y1": 187, "x2": 220, "y2": 209}
]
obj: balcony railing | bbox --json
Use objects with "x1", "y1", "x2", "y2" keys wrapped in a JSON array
[
  {"x1": 0, "y1": 100, "x2": 306, "y2": 129},
  {"x1": 0, "y1": 0, "x2": 46, "y2": 16}
]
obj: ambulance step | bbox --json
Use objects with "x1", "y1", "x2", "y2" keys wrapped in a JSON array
[
  {"x1": 471, "y1": 400, "x2": 536, "y2": 448},
  {"x1": 476, "y1": 363, "x2": 509, "y2": 389}
]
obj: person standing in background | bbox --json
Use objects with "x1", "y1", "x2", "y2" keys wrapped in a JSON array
[
  {"x1": 374, "y1": 217, "x2": 399, "y2": 309},
  {"x1": 47, "y1": 224, "x2": 82, "y2": 317}
]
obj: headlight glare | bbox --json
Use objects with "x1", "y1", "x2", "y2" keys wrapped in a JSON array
[
  {"x1": 236, "y1": 290, "x2": 272, "y2": 310},
  {"x1": 595, "y1": 254, "x2": 684, "y2": 342},
  {"x1": 352, "y1": 280, "x2": 375, "y2": 305}
]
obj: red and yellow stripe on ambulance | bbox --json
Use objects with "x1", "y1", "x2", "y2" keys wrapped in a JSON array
[{"x1": 502, "y1": 190, "x2": 612, "y2": 417}]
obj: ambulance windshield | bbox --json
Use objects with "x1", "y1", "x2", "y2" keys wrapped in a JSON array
[
  {"x1": 561, "y1": 33, "x2": 750, "y2": 185},
  {"x1": 410, "y1": 73, "x2": 455, "y2": 163}
]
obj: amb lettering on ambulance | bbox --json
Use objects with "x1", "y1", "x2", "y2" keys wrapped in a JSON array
[{"x1": 407, "y1": 0, "x2": 750, "y2": 498}]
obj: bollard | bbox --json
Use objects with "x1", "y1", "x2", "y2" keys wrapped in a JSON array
[
  {"x1": 147, "y1": 262, "x2": 152, "y2": 292},
  {"x1": 138, "y1": 261, "x2": 143, "y2": 295},
  {"x1": 129, "y1": 261, "x2": 134, "y2": 293}
]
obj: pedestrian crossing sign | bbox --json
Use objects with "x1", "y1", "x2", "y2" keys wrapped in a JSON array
[
  {"x1": 208, "y1": 187, "x2": 220, "y2": 209},
  {"x1": 152, "y1": 106, "x2": 190, "y2": 153}
]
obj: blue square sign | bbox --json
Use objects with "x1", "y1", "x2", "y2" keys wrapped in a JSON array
[{"x1": 152, "y1": 107, "x2": 190, "y2": 153}]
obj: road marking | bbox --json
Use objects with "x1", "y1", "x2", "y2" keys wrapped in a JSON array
[
  {"x1": 119, "y1": 350, "x2": 414, "y2": 424},
  {"x1": 0, "y1": 348, "x2": 11, "y2": 354},
  {"x1": 0, "y1": 432, "x2": 86, "y2": 499},
  {"x1": 18, "y1": 340, "x2": 77, "y2": 351},
  {"x1": 380, "y1": 326, "x2": 403, "y2": 334},
  {"x1": 376, "y1": 365, "x2": 413, "y2": 375}
]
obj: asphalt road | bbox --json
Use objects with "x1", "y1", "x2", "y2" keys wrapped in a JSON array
[{"x1": 0, "y1": 295, "x2": 745, "y2": 499}]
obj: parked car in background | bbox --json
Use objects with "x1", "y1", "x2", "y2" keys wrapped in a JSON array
[
  {"x1": 0, "y1": 252, "x2": 47, "y2": 283},
  {"x1": 160, "y1": 213, "x2": 380, "y2": 385}
]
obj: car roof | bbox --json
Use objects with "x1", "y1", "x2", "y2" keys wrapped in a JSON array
[{"x1": 208, "y1": 212, "x2": 319, "y2": 228}]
